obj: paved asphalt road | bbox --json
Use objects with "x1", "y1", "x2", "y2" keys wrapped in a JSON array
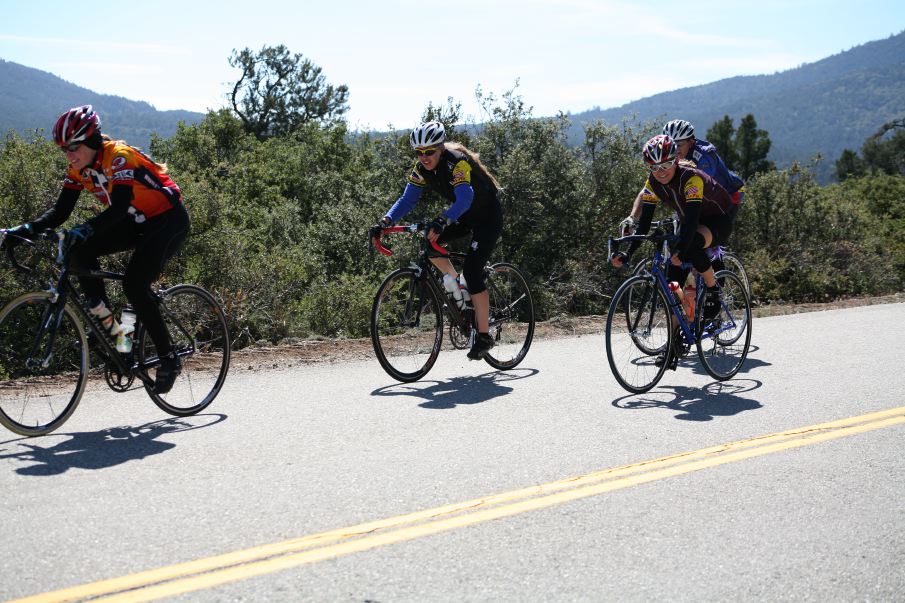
[{"x1": 1, "y1": 303, "x2": 903, "y2": 602}]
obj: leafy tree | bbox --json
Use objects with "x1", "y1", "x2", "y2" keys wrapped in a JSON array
[
  {"x1": 860, "y1": 118, "x2": 905, "y2": 176},
  {"x1": 835, "y1": 118, "x2": 905, "y2": 181},
  {"x1": 704, "y1": 114, "x2": 773, "y2": 178},
  {"x1": 705, "y1": 115, "x2": 739, "y2": 168},
  {"x1": 834, "y1": 148, "x2": 866, "y2": 181},
  {"x1": 228, "y1": 44, "x2": 349, "y2": 140},
  {"x1": 735, "y1": 114, "x2": 775, "y2": 179}
]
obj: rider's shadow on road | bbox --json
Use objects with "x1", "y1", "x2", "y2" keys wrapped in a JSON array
[
  {"x1": 613, "y1": 379, "x2": 763, "y2": 421},
  {"x1": 688, "y1": 344, "x2": 771, "y2": 377},
  {"x1": 0, "y1": 414, "x2": 226, "y2": 476},
  {"x1": 371, "y1": 368, "x2": 539, "y2": 409}
]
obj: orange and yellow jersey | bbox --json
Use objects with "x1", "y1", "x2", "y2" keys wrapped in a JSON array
[
  {"x1": 639, "y1": 163, "x2": 734, "y2": 221},
  {"x1": 62, "y1": 139, "x2": 181, "y2": 222}
]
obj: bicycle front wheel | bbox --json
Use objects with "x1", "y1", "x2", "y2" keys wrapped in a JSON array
[
  {"x1": 605, "y1": 276, "x2": 673, "y2": 394},
  {"x1": 139, "y1": 284, "x2": 231, "y2": 416},
  {"x1": 0, "y1": 292, "x2": 88, "y2": 436},
  {"x1": 623, "y1": 273, "x2": 669, "y2": 356},
  {"x1": 696, "y1": 271, "x2": 752, "y2": 380},
  {"x1": 483, "y1": 263, "x2": 535, "y2": 370},
  {"x1": 371, "y1": 268, "x2": 443, "y2": 382}
]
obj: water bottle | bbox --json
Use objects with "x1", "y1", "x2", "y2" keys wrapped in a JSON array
[
  {"x1": 683, "y1": 282, "x2": 696, "y2": 321},
  {"x1": 116, "y1": 308, "x2": 136, "y2": 353},
  {"x1": 442, "y1": 273, "x2": 465, "y2": 309},
  {"x1": 668, "y1": 281, "x2": 693, "y2": 321},
  {"x1": 457, "y1": 274, "x2": 471, "y2": 307},
  {"x1": 89, "y1": 301, "x2": 121, "y2": 337}
]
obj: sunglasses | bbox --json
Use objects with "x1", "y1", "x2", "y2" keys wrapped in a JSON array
[
  {"x1": 415, "y1": 147, "x2": 439, "y2": 157},
  {"x1": 649, "y1": 158, "x2": 676, "y2": 172},
  {"x1": 60, "y1": 143, "x2": 82, "y2": 153}
]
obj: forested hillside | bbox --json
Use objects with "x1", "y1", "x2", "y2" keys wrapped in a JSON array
[
  {"x1": 1, "y1": 39, "x2": 902, "y2": 349},
  {"x1": 0, "y1": 59, "x2": 203, "y2": 150},
  {"x1": 568, "y1": 31, "x2": 905, "y2": 182},
  {"x1": 1, "y1": 98, "x2": 902, "y2": 348},
  {"x1": 3, "y1": 30, "x2": 904, "y2": 181}
]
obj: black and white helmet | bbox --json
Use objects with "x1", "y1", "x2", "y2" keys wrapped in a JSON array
[
  {"x1": 662, "y1": 119, "x2": 695, "y2": 142},
  {"x1": 409, "y1": 121, "x2": 446, "y2": 149}
]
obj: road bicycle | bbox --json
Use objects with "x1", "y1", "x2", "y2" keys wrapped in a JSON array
[
  {"x1": 628, "y1": 216, "x2": 750, "y2": 297},
  {"x1": 0, "y1": 228, "x2": 231, "y2": 436},
  {"x1": 370, "y1": 222, "x2": 535, "y2": 382},
  {"x1": 605, "y1": 228, "x2": 752, "y2": 394}
]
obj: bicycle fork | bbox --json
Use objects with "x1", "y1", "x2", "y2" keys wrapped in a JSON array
[{"x1": 25, "y1": 301, "x2": 67, "y2": 370}]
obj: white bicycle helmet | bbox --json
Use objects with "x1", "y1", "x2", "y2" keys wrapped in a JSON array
[
  {"x1": 662, "y1": 119, "x2": 695, "y2": 142},
  {"x1": 409, "y1": 121, "x2": 446, "y2": 149}
]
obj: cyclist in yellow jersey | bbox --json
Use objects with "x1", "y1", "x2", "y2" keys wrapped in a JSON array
[
  {"x1": 1, "y1": 105, "x2": 189, "y2": 393},
  {"x1": 370, "y1": 121, "x2": 504, "y2": 360},
  {"x1": 611, "y1": 135, "x2": 737, "y2": 365}
]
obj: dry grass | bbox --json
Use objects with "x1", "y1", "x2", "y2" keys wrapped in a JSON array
[{"x1": 229, "y1": 293, "x2": 905, "y2": 372}]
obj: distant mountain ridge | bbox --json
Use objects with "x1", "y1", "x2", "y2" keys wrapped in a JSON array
[
  {"x1": 565, "y1": 30, "x2": 905, "y2": 181},
  {"x1": 0, "y1": 59, "x2": 204, "y2": 150},
  {"x1": 2, "y1": 30, "x2": 904, "y2": 182}
]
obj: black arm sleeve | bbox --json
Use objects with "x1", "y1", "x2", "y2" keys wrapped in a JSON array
[
  {"x1": 30, "y1": 187, "x2": 80, "y2": 231},
  {"x1": 677, "y1": 201, "x2": 702, "y2": 260},
  {"x1": 85, "y1": 184, "x2": 133, "y2": 235},
  {"x1": 626, "y1": 203, "x2": 656, "y2": 257}
]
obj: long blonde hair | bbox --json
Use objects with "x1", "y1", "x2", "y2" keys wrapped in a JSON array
[{"x1": 445, "y1": 142, "x2": 501, "y2": 190}]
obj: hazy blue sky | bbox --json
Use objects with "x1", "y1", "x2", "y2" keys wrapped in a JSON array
[{"x1": 1, "y1": 0, "x2": 903, "y2": 131}]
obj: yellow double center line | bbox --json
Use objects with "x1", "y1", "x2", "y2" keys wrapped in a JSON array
[{"x1": 13, "y1": 406, "x2": 905, "y2": 603}]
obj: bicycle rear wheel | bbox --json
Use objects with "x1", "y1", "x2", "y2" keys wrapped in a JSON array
[
  {"x1": 0, "y1": 292, "x2": 88, "y2": 436},
  {"x1": 371, "y1": 268, "x2": 443, "y2": 382},
  {"x1": 605, "y1": 275, "x2": 673, "y2": 394},
  {"x1": 696, "y1": 271, "x2": 751, "y2": 380},
  {"x1": 721, "y1": 252, "x2": 751, "y2": 297},
  {"x1": 139, "y1": 284, "x2": 231, "y2": 416},
  {"x1": 483, "y1": 263, "x2": 535, "y2": 370}
]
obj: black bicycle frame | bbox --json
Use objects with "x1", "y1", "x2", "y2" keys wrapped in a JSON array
[{"x1": 36, "y1": 247, "x2": 155, "y2": 386}]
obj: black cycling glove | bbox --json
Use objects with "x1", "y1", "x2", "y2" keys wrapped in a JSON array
[
  {"x1": 1, "y1": 223, "x2": 34, "y2": 250},
  {"x1": 428, "y1": 215, "x2": 447, "y2": 237},
  {"x1": 369, "y1": 217, "x2": 391, "y2": 240}
]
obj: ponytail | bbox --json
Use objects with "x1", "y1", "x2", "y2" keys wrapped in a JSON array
[{"x1": 445, "y1": 142, "x2": 501, "y2": 191}]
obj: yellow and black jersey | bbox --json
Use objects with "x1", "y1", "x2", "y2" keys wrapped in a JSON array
[
  {"x1": 640, "y1": 164, "x2": 734, "y2": 221},
  {"x1": 409, "y1": 148, "x2": 497, "y2": 203}
]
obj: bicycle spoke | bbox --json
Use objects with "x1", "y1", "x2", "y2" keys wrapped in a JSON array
[
  {"x1": 483, "y1": 263, "x2": 534, "y2": 370},
  {"x1": 371, "y1": 269, "x2": 443, "y2": 382},
  {"x1": 140, "y1": 285, "x2": 230, "y2": 416},
  {"x1": 606, "y1": 276, "x2": 671, "y2": 393},
  {"x1": 696, "y1": 271, "x2": 751, "y2": 380},
  {"x1": 0, "y1": 294, "x2": 88, "y2": 436}
]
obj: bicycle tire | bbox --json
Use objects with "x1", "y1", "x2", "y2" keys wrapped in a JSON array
[
  {"x1": 695, "y1": 271, "x2": 751, "y2": 380},
  {"x1": 721, "y1": 252, "x2": 751, "y2": 297},
  {"x1": 623, "y1": 273, "x2": 669, "y2": 356},
  {"x1": 0, "y1": 292, "x2": 88, "y2": 436},
  {"x1": 139, "y1": 284, "x2": 231, "y2": 416},
  {"x1": 483, "y1": 263, "x2": 535, "y2": 370},
  {"x1": 371, "y1": 268, "x2": 443, "y2": 382},
  {"x1": 630, "y1": 257, "x2": 655, "y2": 278},
  {"x1": 605, "y1": 275, "x2": 673, "y2": 394}
]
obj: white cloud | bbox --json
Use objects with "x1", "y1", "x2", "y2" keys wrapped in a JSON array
[{"x1": 0, "y1": 34, "x2": 186, "y2": 54}]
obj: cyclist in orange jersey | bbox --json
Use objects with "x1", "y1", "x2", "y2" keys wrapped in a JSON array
[{"x1": 1, "y1": 105, "x2": 189, "y2": 393}]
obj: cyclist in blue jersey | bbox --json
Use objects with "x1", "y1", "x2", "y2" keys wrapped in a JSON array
[{"x1": 369, "y1": 121, "x2": 504, "y2": 361}]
